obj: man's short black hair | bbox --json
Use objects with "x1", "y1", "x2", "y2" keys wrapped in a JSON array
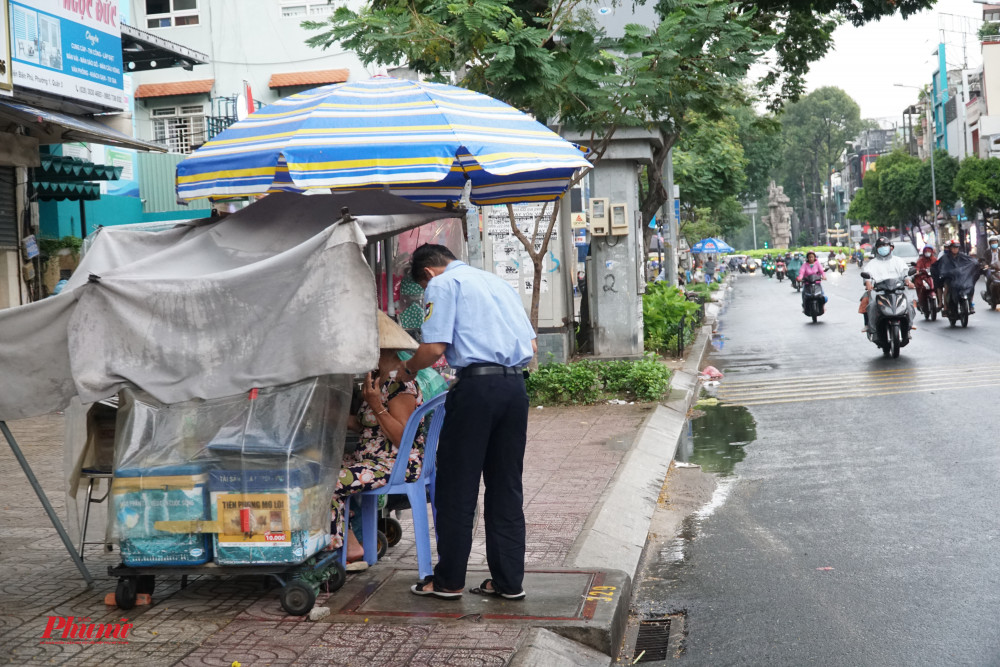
[{"x1": 410, "y1": 244, "x2": 457, "y2": 283}]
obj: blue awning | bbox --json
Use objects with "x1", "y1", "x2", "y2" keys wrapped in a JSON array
[{"x1": 0, "y1": 100, "x2": 166, "y2": 153}]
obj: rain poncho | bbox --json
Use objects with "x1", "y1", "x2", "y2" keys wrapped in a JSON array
[{"x1": 932, "y1": 251, "x2": 981, "y2": 295}]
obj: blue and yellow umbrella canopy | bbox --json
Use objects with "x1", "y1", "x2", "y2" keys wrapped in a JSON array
[{"x1": 176, "y1": 77, "x2": 591, "y2": 206}]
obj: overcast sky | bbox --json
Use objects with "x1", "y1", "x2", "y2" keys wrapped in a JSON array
[{"x1": 803, "y1": 0, "x2": 986, "y2": 123}]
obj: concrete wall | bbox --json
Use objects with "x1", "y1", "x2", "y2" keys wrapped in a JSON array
[
  {"x1": 588, "y1": 161, "x2": 644, "y2": 358},
  {"x1": 984, "y1": 41, "x2": 1000, "y2": 117},
  {"x1": 128, "y1": 0, "x2": 368, "y2": 145}
]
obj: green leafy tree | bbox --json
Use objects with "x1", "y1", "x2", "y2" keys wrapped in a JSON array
[
  {"x1": 305, "y1": 0, "x2": 935, "y2": 325},
  {"x1": 954, "y1": 156, "x2": 1000, "y2": 235},
  {"x1": 922, "y1": 148, "x2": 960, "y2": 213},
  {"x1": 731, "y1": 106, "x2": 782, "y2": 203},
  {"x1": 776, "y1": 87, "x2": 867, "y2": 243},
  {"x1": 674, "y1": 112, "x2": 748, "y2": 212}
]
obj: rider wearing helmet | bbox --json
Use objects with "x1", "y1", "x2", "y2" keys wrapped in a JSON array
[
  {"x1": 859, "y1": 237, "x2": 914, "y2": 329},
  {"x1": 916, "y1": 245, "x2": 937, "y2": 272},
  {"x1": 985, "y1": 236, "x2": 1000, "y2": 272},
  {"x1": 932, "y1": 240, "x2": 978, "y2": 315}
]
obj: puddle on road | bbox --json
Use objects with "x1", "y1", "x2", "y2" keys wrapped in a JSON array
[
  {"x1": 676, "y1": 404, "x2": 757, "y2": 476},
  {"x1": 655, "y1": 404, "x2": 755, "y2": 567}
]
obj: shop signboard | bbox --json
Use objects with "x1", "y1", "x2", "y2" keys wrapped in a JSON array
[
  {"x1": 0, "y1": 0, "x2": 12, "y2": 95},
  {"x1": 9, "y1": 0, "x2": 125, "y2": 110}
]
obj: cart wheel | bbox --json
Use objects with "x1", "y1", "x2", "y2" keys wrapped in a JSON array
[
  {"x1": 115, "y1": 577, "x2": 137, "y2": 610},
  {"x1": 326, "y1": 562, "x2": 347, "y2": 592},
  {"x1": 136, "y1": 575, "x2": 155, "y2": 596},
  {"x1": 280, "y1": 580, "x2": 317, "y2": 616},
  {"x1": 377, "y1": 530, "x2": 388, "y2": 559},
  {"x1": 381, "y1": 517, "x2": 403, "y2": 547}
]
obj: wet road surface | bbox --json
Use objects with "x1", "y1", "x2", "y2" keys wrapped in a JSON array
[{"x1": 631, "y1": 266, "x2": 1000, "y2": 666}]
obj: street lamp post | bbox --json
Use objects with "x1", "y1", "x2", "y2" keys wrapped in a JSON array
[{"x1": 895, "y1": 83, "x2": 940, "y2": 244}]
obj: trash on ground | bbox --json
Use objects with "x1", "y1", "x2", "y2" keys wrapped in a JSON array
[
  {"x1": 700, "y1": 365, "x2": 724, "y2": 379},
  {"x1": 696, "y1": 397, "x2": 719, "y2": 407},
  {"x1": 308, "y1": 606, "x2": 331, "y2": 621}
]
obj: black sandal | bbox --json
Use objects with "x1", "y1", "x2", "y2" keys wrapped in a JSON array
[
  {"x1": 410, "y1": 576, "x2": 463, "y2": 600},
  {"x1": 469, "y1": 578, "x2": 525, "y2": 600}
]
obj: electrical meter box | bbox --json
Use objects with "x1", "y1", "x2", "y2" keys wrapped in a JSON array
[
  {"x1": 589, "y1": 198, "x2": 609, "y2": 236},
  {"x1": 610, "y1": 203, "x2": 629, "y2": 235}
]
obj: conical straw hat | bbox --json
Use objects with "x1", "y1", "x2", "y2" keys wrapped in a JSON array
[{"x1": 377, "y1": 310, "x2": 419, "y2": 350}]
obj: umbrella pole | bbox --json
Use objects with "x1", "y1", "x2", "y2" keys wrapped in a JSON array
[
  {"x1": 382, "y1": 239, "x2": 394, "y2": 317},
  {"x1": 0, "y1": 421, "x2": 94, "y2": 585}
]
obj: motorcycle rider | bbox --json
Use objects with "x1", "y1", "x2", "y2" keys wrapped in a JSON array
[
  {"x1": 981, "y1": 237, "x2": 1000, "y2": 307},
  {"x1": 786, "y1": 252, "x2": 804, "y2": 286},
  {"x1": 984, "y1": 236, "x2": 1000, "y2": 271},
  {"x1": 932, "y1": 240, "x2": 978, "y2": 315},
  {"x1": 916, "y1": 245, "x2": 937, "y2": 271},
  {"x1": 859, "y1": 237, "x2": 914, "y2": 330},
  {"x1": 797, "y1": 251, "x2": 828, "y2": 313}
]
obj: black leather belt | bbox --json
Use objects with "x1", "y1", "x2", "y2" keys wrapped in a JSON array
[{"x1": 458, "y1": 364, "x2": 523, "y2": 378}]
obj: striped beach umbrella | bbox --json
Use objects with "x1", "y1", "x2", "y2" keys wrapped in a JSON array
[
  {"x1": 690, "y1": 238, "x2": 735, "y2": 254},
  {"x1": 176, "y1": 77, "x2": 591, "y2": 206}
]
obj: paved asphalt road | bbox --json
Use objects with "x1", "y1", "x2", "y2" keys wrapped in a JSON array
[{"x1": 633, "y1": 264, "x2": 1000, "y2": 666}]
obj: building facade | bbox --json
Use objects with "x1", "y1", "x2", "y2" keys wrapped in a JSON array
[{"x1": 126, "y1": 0, "x2": 368, "y2": 152}]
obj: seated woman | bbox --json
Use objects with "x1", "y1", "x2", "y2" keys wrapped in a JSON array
[{"x1": 333, "y1": 312, "x2": 425, "y2": 566}]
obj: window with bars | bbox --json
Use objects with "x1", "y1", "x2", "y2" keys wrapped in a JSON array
[
  {"x1": 152, "y1": 105, "x2": 206, "y2": 153},
  {"x1": 146, "y1": 0, "x2": 199, "y2": 28},
  {"x1": 280, "y1": 2, "x2": 334, "y2": 18}
]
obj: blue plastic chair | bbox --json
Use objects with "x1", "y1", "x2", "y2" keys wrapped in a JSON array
[{"x1": 339, "y1": 392, "x2": 447, "y2": 577}]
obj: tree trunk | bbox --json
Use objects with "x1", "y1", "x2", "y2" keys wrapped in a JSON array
[{"x1": 639, "y1": 133, "x2": 678, "y2": 259}]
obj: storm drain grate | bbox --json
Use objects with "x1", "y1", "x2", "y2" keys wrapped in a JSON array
[{"x1": 633, "y1": 619, "x2": 671, "y2": 662}]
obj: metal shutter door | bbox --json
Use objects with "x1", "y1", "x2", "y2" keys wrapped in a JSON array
[{"x1": 0, "y1": 167, "x2": 17, "y2": 248}]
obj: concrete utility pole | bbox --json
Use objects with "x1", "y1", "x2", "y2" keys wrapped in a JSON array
[{"x1": 664, "y1": 148, "x2": 678, "y2": 286}]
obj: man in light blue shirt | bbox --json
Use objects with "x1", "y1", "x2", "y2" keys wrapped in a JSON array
[{"x1": 394, "y1": 244, "x2": 536, "y2": 601}]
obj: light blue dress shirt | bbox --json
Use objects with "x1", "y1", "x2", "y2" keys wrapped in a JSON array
[{"x1": 421, "y1": 261, "x2": 536, "y2": 369}]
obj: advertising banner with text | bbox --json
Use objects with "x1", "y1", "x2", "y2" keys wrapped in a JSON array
[
  {"x1": 1, "y1": 1, "x2": 11, "y2": 95},
  {"x1": 9, "y1": 0, "x2": 124, "y2": 109}
]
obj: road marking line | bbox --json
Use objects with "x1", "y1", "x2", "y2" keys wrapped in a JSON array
[
  {"x1": 718, "y1": 369, "x2": 1000, "y2": 399},
  {"x1": 725, "y1": 379, "x2": 1000, "y2": 406},
  {"x1": 719, "y1": 363, "x2": 994, "y2": 388}
]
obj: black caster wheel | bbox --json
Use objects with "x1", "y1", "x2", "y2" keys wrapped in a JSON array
[
  {"x1": 377, "y1": 530, "x2": 388, "y2": 559},
  {"x1": 326, "y1": 562, "x2": 347, "y2": 592},
  {"x1": 280, "y1": 580, "x2": 317, "y2": 616},
  {"x1": 380, "y1": 517, "x2": 403, "y2": 547},
  {"x1": 136, "y1": 574, "x2": 155, "y2": 595},
  {"x1": 115, "y1": 577, "x2": 137, "y2": 610}
]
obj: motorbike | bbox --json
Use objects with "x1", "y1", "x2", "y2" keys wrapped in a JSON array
[
  {"x1": 861, "y1": 269, "x2": 916, "y2": 358},
  {"x1": 801, "y1": 274, "x2": 825, "y2": 323},
  {"x1": 738, "y1": 260, "x2": 748, "y2": 274},
  {"x1": 837, "y1": 259, "x2": 847, "y2": 274},
  {"x1": 775, "y1": 261, "x2": 786, "y2": 282},
  {"x1": 980, "y1": 265, "x2": 1000, "y2": 311},
  {"x1": 746, "y1": 259, "x2": 758, "y2": 274},
  {"x1": 913, "y1": 268, "x2": 938, "y2": 321},
  {"x1": 943, "y1": 283, "x2": 973, "y2": 328},
  {"x1": 827, "y1": 258, "x2": 838, "y2": 273}
]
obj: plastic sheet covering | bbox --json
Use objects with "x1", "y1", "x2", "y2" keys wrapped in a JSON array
[
  {"x1": 0, "y1": 189, "x2": 463, "y2": 421},
  {"x1": 109, "y1": 376, "x2": 349, "y2": 566}
]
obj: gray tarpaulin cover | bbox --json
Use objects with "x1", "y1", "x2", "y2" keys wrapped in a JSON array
[{"x1": 0, "y1": 190, "x2": 458, "y2": 421}]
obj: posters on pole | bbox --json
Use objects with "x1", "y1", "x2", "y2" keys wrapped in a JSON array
[
  {"x1": 0, "y1": 0, "x2": 11, "y2": 95},
  {"x1": 9, "y1": 0, "x2": 125, "y2": 109},
  {"x1": 485, "y1": 203, "x2": 557, "y2": 294}
]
